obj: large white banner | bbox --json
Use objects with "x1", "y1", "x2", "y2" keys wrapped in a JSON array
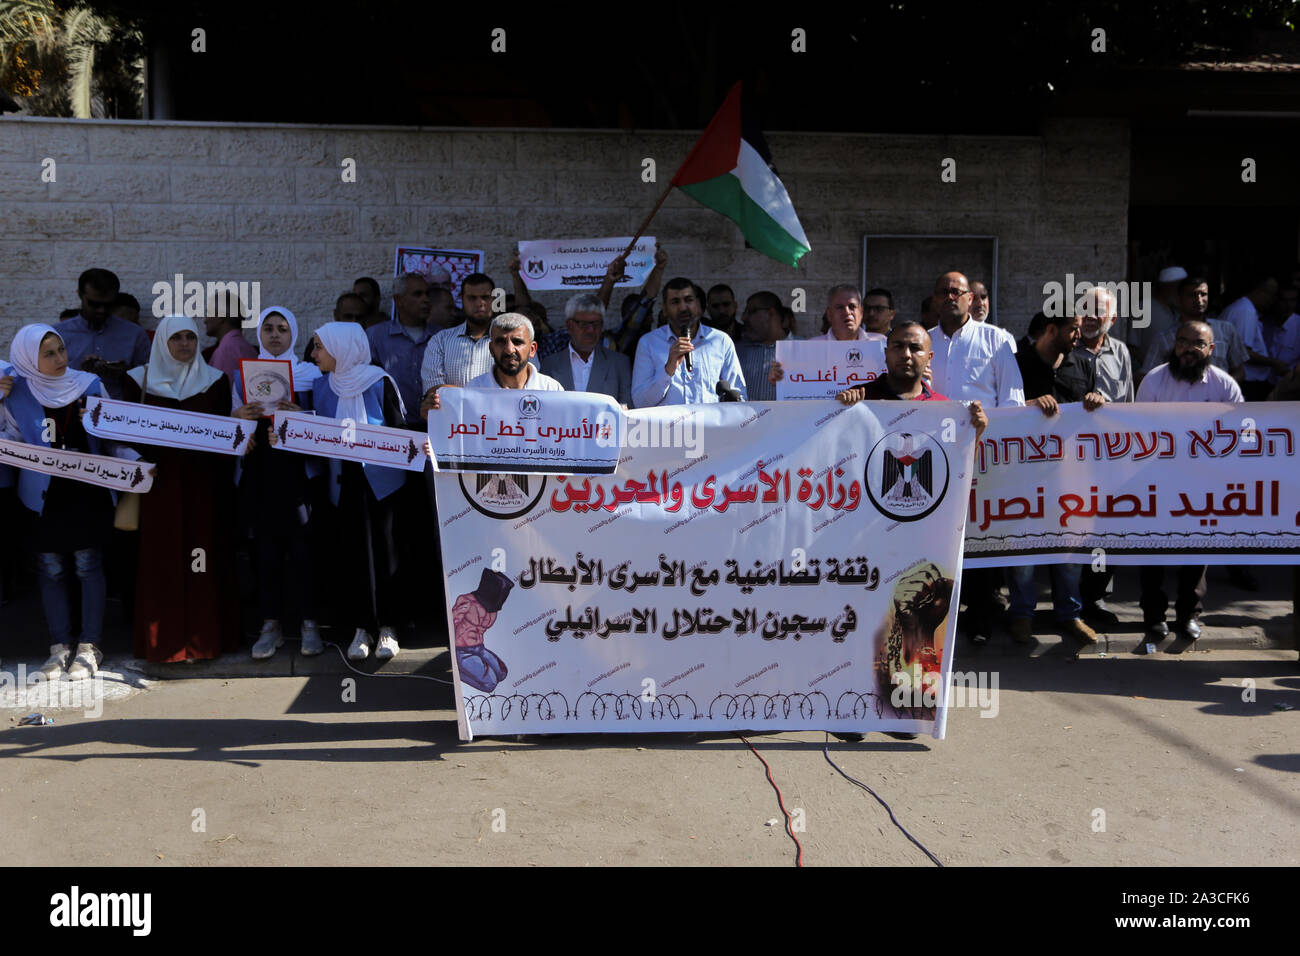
[
  {"x1": 0, "y1": 438, "x2": 155, "y2": 493},
  {"x1": 85, "y1": 397, "x2": 252, "y2": 456},
  {"x1": 429, "y1": 388, "x2": 622, "y2": 475},
  {"x1": 518, "y1": 237, "x2": 656, "y2": 291},
  {"x1": 433, "y1": 401, "x2": 977, "y2": 739},
  {"x1": 964, "y1": 402, "x2": 1300, "y2": 566},
  {"x1": 774, "y1": 339, "x2": 886, "y2": 400}
]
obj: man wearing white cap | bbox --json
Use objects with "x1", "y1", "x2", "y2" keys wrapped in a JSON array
[{"x1": 1131, "y1": 266, "x2": 1184, "y2": 367}]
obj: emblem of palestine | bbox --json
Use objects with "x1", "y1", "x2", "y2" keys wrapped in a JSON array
[
  {"x1": 460, "y1": 472, "x2": 548, "y2": 519},
  {"x1": 864, "y1": 430, "x2": 949, "y2": 521}
]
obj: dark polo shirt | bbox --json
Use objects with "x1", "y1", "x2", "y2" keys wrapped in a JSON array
[
  {"x1": 859, "y1": 376, "x2": 949, "y2": 401},
  {"x1": 1016, "y1": 343, "x2": 1096, "y2": 403}
]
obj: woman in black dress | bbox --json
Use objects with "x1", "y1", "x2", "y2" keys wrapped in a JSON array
[{"x1": 231, "y1": 307, "x2": 323, "y2": 659}]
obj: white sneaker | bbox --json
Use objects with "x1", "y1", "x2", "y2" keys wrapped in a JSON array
[
  {"x1": 251, "y1": 621, "x2": 283, "y2": 660},
  {"x1": 299, "y1": 619, "x2": 323, "y2": 656},
  {"x1": 374, "y1": 627, "x2": 400, "y2": 661},
  {"x1": 66, "y1": 643, "x2": 103, "y2": 681},
  {"x1": 347, "y1": 628, "x2": 373, "y2": 661},
  {"x1": 31, "y1": 644, "x2": 71, "y2": 683}
]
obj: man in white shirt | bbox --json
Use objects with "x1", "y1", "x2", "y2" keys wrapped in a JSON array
[
  {"x1": 927, "y1": 271, "x2": 1025, "y2": 407},
  {"x1": 924, "y1": 271, "x2": 1025, "y2": 646},
  {"x1": 1219, "y1": 274, "x2": 1281, "y2": 400},
  {"x1": 541, "y1": 293, "x2": 632, "y2": 405},
  {"x1": 1135, "y1": 320, "x2": 1242, "y2": 644},
  {"x1": 631, "y1": 277, "x2": 747, "y2": 407}
]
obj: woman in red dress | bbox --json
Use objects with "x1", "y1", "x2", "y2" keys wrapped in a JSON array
[{"x1": 124, "y1": 315, "x2": 241, "y2": 662}]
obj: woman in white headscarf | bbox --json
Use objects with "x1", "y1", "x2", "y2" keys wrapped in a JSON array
[
  {"x1": 0, "y1": 324, "x2": 131, "y2": 681},
  {"x1": 274, "y1": 322, "x2": 408, "y2": 663},
  {"x1": 230, "y1": 307, "x2": 323, "y2": 660},
  {"x1": 125, "y1": 315, "x2": 241, "y2": 663}
]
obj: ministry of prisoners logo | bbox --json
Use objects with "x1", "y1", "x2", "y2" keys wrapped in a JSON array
[
  {"x1": 524, "y1": 257, "x2": 547, "y2": 279},
  {"x1": 847, "y1": 349, "x2": 862, "y2": 364},
  {"x1": 864, "y1": 430, "x2": 950, "y2": 522},
  {"x1": 518, "y1": 394, "x2": 541, "y2": 417},
  {"x1": 460, "y1": 472, "x2": 548, "y2": 519}
]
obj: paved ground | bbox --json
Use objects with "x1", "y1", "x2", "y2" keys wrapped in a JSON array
[{"x1": 2, "y1": 566, "x2": 1296, "y2": 866}]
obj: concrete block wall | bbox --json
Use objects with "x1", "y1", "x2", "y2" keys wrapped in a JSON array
[{"x1": 0, "y1": 116, "x2": 1130, "y2": 353}]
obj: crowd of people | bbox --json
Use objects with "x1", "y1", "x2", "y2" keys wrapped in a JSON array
[{"x1": 2, "y1": 253, "x2": 1297, "y2": 684}]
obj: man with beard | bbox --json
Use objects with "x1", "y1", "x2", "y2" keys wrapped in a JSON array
[
  {"x1": 1140, "y1": 276, "x2": 1246, "y2": 384},
  {"x1": 1135, "y1": 320, "x2": 1242, "y2": 645},
  {"x1": 425, "y1": 313, "x2": 563, "y2": 405},
  {"x1": 631, "y1": 276, "x2": 746, "y2": 407},
  {"x1": 705, "y1": 284, "x2": 740, "y2": 338},
  {"x1": 58, "y1": 268, "x2": 151, "y2": 399}
]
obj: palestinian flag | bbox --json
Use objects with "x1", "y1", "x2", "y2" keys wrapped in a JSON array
[{"x1": 671, "y1": 82, "x2": 811, "y2": 268}]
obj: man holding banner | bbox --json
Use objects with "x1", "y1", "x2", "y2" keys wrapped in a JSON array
[
  {"x1": 1135, "y1": 320, "x2": 1243, "y2": 645},
  {"x1": 1008, "y1": 310, "x2": 1108, "y2": 647}
]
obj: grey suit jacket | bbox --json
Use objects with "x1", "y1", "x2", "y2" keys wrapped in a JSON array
[{"x1": 541, "y1": 344, "x2": 632, "y2": 406}]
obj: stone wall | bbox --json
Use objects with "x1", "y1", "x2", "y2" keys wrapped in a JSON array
[{"x1": 0, "y1": 116, "x2": 1130, "y2": 351}]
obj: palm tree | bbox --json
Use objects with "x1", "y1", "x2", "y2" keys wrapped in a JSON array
[{"x1": 0, "y1": 0, "x2": 140, "y2": 118}]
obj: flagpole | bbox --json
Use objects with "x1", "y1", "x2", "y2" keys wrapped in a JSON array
[{"x1": 621, "y1": 179, "x2": 675, "y2": 261}]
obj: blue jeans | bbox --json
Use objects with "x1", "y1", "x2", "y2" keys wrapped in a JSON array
[
  {"x1": 1008, "y1": 563, "x2": 1082, "y2": 623},
  {"x1": 36, "y1": 549, "x2": 106, "y2": 647},
  {"x1": 457, "y1": 645, "x2": 508, "y2": 693}
]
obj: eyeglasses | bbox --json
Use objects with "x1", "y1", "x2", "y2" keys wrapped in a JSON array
[
  {"x1": 938, "y1": 287, "x2": 970, "y2": 299},
  {"x1": 1175, "y1": 338, "x2": 1211, "y2": 350},
  {"x1": 568, "y1": 319, "x2": 603, "y2": 330}
]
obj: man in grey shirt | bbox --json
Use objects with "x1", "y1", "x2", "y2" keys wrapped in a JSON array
[{"x1": 1074, "y1": 287, "x2": 1134, "y2": 627}]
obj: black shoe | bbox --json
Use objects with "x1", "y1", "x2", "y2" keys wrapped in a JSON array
[
  {"x1": 1227, "y1": 567, "x2": 1259, "y2": 592},
  {"x1": 884, "y1": 732, "x2": 919, "y2": 740},
  {"x1": 1173, "y1": 618, "x2": 1201, "y2": 641},
  {"x1": 1083, "y1": 601, "x2": 1120, "y2": 628},
  {"x1": 832, "y1": 732, "x2": 865, "y2": 743},
  {"x1": 1145, "y1": 621, "x2": 1169, "y2": 640}
]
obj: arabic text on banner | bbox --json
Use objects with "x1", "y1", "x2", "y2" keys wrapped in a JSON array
[
  {"x1": 84, "y1": 397, "x2": 252, "y2": 456},
  {"x1": 0, "y1": 438, "x2": 155, "y2": 493},
  {"x1": 272, "y1": 411, "x2": 427, "y2": 471},
  {"x1": 432, "y1": 401, "x2": 977, "y2": 739},
  {"x1": 517, "y1": 237, "x2": 656, "y2": 292},
  {"x1": 964, "y1": 402, "x2": 1300, "y2": 567},
  {"x1": 429, "y1": 388, "x2": 623, "y2": 475},
  {"x1": 774, "y1": 338, "x2": 886, "y2": 400}
]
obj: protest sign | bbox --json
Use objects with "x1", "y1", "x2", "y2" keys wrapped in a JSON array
[
  {"x1": 432, "y1": 401, "x2": 977, "y2": 739},
  {"x1": 429, "y1": 388, "x2": 622, "y2": 475},
  {"x1": 84, "y1": 397, "x2": 252, "y2": 456},
  {"x1": 0, "y1": 438, "x2": 155, "y2": 493},
  {"x1": 964, "y1": 402, "x2": 1300, "y2": 566},
  {"x1": 774, "y1": 338, "x2": 886, "y2": 400},
  {"x1": 394, "y1": 246, "x2": 484, "y2": 308},
  {"x1": 518, "y1": 237, "x2": 656, "y2": 291},
  {"x1": 272, "y1": 411, "x2": 427, "y2": 471}
]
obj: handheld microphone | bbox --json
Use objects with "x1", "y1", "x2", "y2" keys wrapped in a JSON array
[
  {"x1": 716, "y1": 380, "x2": 743, "y2": 402},
  {"x1": 685, "y1": 352, "x2": 692, "y2": 373}
]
